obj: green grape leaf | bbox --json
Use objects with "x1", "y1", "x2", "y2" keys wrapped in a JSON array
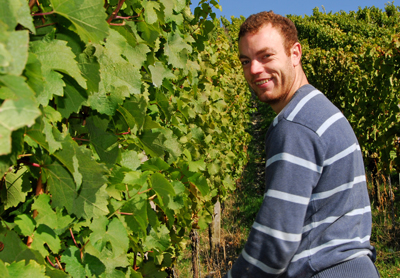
[
  {"x1": 160, "y1": 0, "x2": 174, "y2": 20},
  {"x1": 0, "y1": 166, "x2": 32, "y2": 210},
  {"x1": 86, "y1": 116, "x2": 119, "y2": 166},
  {"x1": 142, "y1": 225, "x2": 170, "y2": 253},
  {"x1": 106, "y1": 29, "x2": 150, "y2": 68},
  {"x1": 55, "y1": 76, "x2": 88, "y2": 119},
  {"x1": 207, "y1": 160, "x2": 220, "y2": 175},
  {"x1": 150, "y1": 172, "x2": 175, "y2": 208},
  {"x1": 0, "y1": 0, "x2": 35, "y2": 33},
  {"x1": 141, "y1": 157, "x2": 170, "y2": 172},
  {"x1": 136, "y1": 21, "x2": 160, "y2": 47},
  {"x1": 31, "y1": 224, "x2": 61, "y2": 257},
  {"x1": 0, "y1": 29, "x2": 29, "y2": 75},
  {"x1": 51, "y1": 0, "x2": 109, "y2": 44},
  {"x1": 24, "y1": 53, "x2": 45, "y2": 98},
  {"x1": 190, "y1": 126, "x2": 205, "y2": 142},
  {"x1": 0, "y1": 260, "x2": 8, "y2": 278},
  {"x1": 188, "y1": 172, "x2": 209, "y2": 197},
  {"x1": 27, "y1": 125, "x2": 110, "y2": 219},
  {"x1": 30, "y1": 39, "x2": 87, "y2": 106},
  {"x1": 121, "y1": 193, "x2": 148, "y2": 235},
  {"x1": 122, "y1": 171, "x2": 151, "y2": 188},
  {"x1": 87, "y1": 44, "x2": 142, "y2": 116},
  {"x1": 14, "y1": 214, "x2": 36, "y2": 237},
  {"x1": 154, "y1": 128, "x2": 182, "y2": 162},
  {"x1": 130, "y1": 43, "x2": 151, "y2": 68},
  {"x1": 43, "y1": 159, "x2": 109, "y2": 219},
  {"x1": 45, "y1": 267, "x2": 71, "y2": 278},
  {"x1": 223, "y1": 174, "x2": 235, "y2": 191},
  {"x1": 0, "y1": 230, "x2": 44, "y2": 264},
  {"x1": 137, "y1": 130, "x2": 165, "y2": 158},
  {"x1": 118, "y1": 95, "x2": 148, "y2": 134},
  {"x1": 42, "y1": 117, "x2": 62, "y2": 154},
  {"x1": 86, "y1": 217, "x2": 129, "y2": 272},
  {"x1": 13, "y1": 0, "x2": 35, "y2": 33},
  {"x1": 130, "y1": 269, "x2": 144, "y2": 278},
  {"x1": 0, "y1": 75, "x2": 41, "y2": 155},
  {"x1": 31, "y1": 194, "x2": 74, "y2": 235},
  {"x1": 117, "y1": 106, "x2": 137, "y2": 134},
  {"x1": 188, "y1": 159, "x2": 206, "y2": 172},
  {"x1": 149, "y1": 61, "x2": 175, "y2": 87},
  {"x1": 174, "y1": 0, "x2": 186, "y2": 12},
  {"x1": 164, "y1": 32, "x2": 192, "y2": 69},
  {"x1": 0, "y1": 129, "x2": 24, "y2": 177},
  {"x1": 82, "y1": 253, "x2": 106, "y2": 277},
  {"x1": 0, "y1": 42, "x2": 11, "y2": 70},
  {"x1": 61, "y1": 246, "x2": 86, "y2": 278},
  {"x1": 5, "y1": 260, "x2": 47, "y2": 278},
  {"x1": 120, "y1": 150, "x2": 141, "y2": 171},
  {"x1": 78, "y1": 45, "x2": 100, "y2": 97},
  {"x1": 144, "y1": 1, "x2": 161, "y2": 25},
  {"x1": 0, "y1": 0, "x2": 18, "y2": 31},
  {"x1": 90, "y1": 217, "x2": 129, "y2": 256},
  {"x1": 140, "y1": 261, "x2": 167, "y2": 278}
]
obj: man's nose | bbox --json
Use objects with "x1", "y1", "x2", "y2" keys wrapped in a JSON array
[{"x1": 250, "y1": 60, "x2": 263, "y2": 75}]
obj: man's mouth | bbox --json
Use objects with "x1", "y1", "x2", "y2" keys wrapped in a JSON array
[{"x1": 255, "y1": 78, "x2": 271, "y2": 86}]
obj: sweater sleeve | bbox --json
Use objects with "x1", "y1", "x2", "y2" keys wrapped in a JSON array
[{"x1": 226, "y1": 120, "x2": 325, "y2": 278}]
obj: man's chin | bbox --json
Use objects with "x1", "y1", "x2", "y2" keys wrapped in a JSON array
[{"x1": 256, "y1": 92, "x2": 278, "y2": 105}]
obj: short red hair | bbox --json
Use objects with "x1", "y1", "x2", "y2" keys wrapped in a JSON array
[{"x1": 239, "y1": 11, "x2": 298, "y2": 56}]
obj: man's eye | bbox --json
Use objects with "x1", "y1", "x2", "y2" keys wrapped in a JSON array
[{"x1": 241, "y1": 60, "x2": 249, "y2": 66}]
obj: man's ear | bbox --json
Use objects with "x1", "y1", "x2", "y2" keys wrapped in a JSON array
[{"x1": 291, "y1": 42, "x2": 302, "y2": 67}]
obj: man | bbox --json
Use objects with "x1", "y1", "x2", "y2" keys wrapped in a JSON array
[{"x1": 225, "y1": 11, "x2": 379, "y2": 277}]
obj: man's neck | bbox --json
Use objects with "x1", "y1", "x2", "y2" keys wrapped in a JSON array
[{"x1": 271, "y1": 70, "x2": 309, "y2": 114}]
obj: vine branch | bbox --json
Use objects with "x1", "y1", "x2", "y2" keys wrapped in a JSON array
[
  {"x1": 107, "y1": 0, "x2": 126, "y2": 24},
  {"x1": 29, "y1": 0, "x2": 38, "y2": 9},
  {"x1": 32, "y1": 11, "x2": 55, "y2": 17},
  {"x1": 27, "y1": 175, "x2": 44, "y2": 248}
]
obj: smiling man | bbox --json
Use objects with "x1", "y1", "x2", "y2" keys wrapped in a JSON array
[{"x1": 225, "y1": 11, "x2": 380, "y2": 278}]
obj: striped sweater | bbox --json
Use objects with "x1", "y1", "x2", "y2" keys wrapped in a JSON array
[{"x1": 227, "y1": 84, "x2": 376, "y2": 277}]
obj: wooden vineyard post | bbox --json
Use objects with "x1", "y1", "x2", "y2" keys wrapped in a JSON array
[
  {"x1": 191, "y1": 229, "x2": 200, "y2": 278},
  {"x1": 211, "y1": 200, "x2": 221, "y2": 249}
]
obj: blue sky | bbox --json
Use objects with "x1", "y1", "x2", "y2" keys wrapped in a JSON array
[{"x1": 190, "y1": 0, "x2": 396, "y2": 18}]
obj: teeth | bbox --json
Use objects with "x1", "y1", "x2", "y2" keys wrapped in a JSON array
[{"x1": 255, "y1": 79, "x2": 270, "y2": 85}]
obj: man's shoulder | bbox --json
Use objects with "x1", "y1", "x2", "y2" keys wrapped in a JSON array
[{"x1": 273, "y1": 85, "x2": 342, "y2": 134}]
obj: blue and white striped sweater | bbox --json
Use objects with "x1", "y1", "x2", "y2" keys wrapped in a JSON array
[{"x1": 227, "y1": 84, "x2": 375, "y2": 278}]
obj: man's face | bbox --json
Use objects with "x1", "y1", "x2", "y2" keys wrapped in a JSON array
[{"x1": 239, "y1": 24, "x2": 297, "y2": 107}]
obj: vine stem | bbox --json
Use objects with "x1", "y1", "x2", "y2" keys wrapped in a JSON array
[
  {"x1": 18, "y1": 159, "x2": 41, "y2": 168},
  {"x1": 27, "y1": 175, "x2": 44, "y2": 248},
  {"x1": 70, "y1": 228, "x2": 79, "y2": 248},
  {"x1": 46, "y1": 256, "x2": 57, "y2": 268},
  {"x1": 133, "y1": 253, "x2": 138, "y2": 270},
  {"x1": 110, "y1": 22, "x2": 126, "y2": 26},
  {"x1": 32, "y1": 11, "x2": 54, "y2": 17},
  {"x1": 117, "y1": 212, "x2": 133, "y2": 215},
  {"x1": 35, "y1": 22, "x2": 57, "y2": 29},
  {"x1": 107, "y1": 0, "x2": 126, "y2": 24},
  {"x1": 138, "y1": 188, "x2": 152, "y2": 195},
  {"x1": 55, "y1": 257, "x2": 63, "y2": 271},
  {"x1": 73, "y1": 138, "x2": 90, "y2": 142},
  {"x1": 29, "y1": 0, "x2": 37, "y2": 9},
  {"x1": 116, "y1": 128, "x2": 131, "y2": 135}
]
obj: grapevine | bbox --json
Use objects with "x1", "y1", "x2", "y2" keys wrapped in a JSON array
[{"x1": 0, "y1": 0, "x2": 251, "y2": 276}]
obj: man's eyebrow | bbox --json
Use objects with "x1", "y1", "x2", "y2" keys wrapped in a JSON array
[
  {"x1": 239, "y1": 47, "x2": 275, "y2": 59},
  {"x1": 256, "y1": 47, "x2": 274, "y2": 55}
]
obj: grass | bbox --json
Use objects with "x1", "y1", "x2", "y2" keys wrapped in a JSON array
[{"x1": 368, "y1": 173, "x2": 400, "y2": 277}]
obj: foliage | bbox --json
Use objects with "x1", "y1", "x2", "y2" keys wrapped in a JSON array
[{"x1": 0, "y1": 0, "x2": 251, "y2": 276}]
